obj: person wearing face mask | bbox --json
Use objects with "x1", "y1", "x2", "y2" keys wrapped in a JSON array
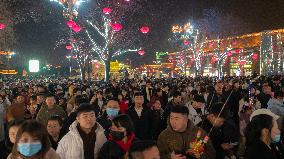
[
  {"x1": 245, "y1": 109, "x2": 283, "y2": 159},
  {"x1": 7, "y1": 120, "x2": 60, "y2": 159},
  {"x1": 97, "y1": 99, "x2": 120, "y2": 137},
  {"x1": 97, "y1": 114, "x2": 137, "y2": 159}
]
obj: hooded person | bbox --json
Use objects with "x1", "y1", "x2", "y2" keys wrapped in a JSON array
[{"x1": 157, "y1": 105, "x2": 215, "y2": 159}]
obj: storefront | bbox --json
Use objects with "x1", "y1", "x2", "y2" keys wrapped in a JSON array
[{"x1": 230, "y1": 63, "x2": 252, "y2": 76}]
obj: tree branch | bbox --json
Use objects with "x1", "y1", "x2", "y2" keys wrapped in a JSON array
[{"x1": 87, "y1": 20, "x2": 106, "y2": 38}]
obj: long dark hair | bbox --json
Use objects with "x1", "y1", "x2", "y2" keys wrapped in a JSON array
[
  {"x1": 112, "y1": 114, "x2": 135, "y2": 135},
  {"x1": 11, "y1": 120, "x2": 50, "y2": 158},
  {"x1": 245, "y1": 114, "x2": 273, "y2": 146}
]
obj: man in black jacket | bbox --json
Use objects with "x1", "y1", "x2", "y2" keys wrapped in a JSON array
[
  {"x1": 127, "y1": 92, "x2": 154, "y2": 140},
  {"x1": 199, "y1": 102, "x2": 239, "y2": 159},
  {"x1": 162, "y1": 91, "x2": 182, "y2": 126},
  {"x1": 206, "y1": 81, "x2": 230, "y2": 113},
  {"x1": 257, "y1": 83, "x2": 272, "y2": 108},
  {"x1": 142, "y1": 80, "x2": 153, "y2": 105}
]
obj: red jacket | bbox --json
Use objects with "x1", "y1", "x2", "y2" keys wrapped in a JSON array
[{"x1": 119, "y1": 100, "x2": 128, "y2": 114}]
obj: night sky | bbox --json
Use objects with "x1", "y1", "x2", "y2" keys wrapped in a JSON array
[{"x1": 9, "y1": 0, "x2": 284, "y2": 68}]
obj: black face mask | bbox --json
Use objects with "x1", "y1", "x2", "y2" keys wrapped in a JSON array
[{"x1": 110, "y1": 130, "x2": 125, "y2": 140}]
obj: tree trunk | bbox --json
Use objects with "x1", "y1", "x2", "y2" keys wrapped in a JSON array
[
  {"x1": 80, "y1": 63, "x2": 86, "y2": 81},
  {"x1": 104, "y1": 59, "x2": 111, "y2": 82},
  {"x1": 81, "y1": 67, "x2": 86, "y2": 81},
  {"x1": 87, "y1": 59, "x2": 91, "y2": 82}
]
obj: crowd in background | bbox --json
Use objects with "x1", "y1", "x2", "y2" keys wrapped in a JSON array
[{"x1": 0, "y1": 75, "x2": 284, "y2": 159}]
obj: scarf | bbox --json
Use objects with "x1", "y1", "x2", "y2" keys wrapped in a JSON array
[{"x1": 109, "y1": 133, "x2": 135, "y2": 152}]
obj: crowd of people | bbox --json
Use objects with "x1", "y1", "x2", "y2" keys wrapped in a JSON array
[{"x1": 0, "y1": 75, "x2": 284, "y2": 159}]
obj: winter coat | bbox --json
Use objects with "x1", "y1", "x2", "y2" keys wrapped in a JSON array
[
  {"x1": 119, "y1": 100, "x2": 129, "y2": 114},
  {"x1": 245, "y1": 139, "x2": 277, "y2": 159},
  {"x1": 56, "y1": 121, "x2": 107, "y2": 159},
  {"x1": 267, "y1": 98, "x2": 284, "y2": 117},
  {"x1": 185, "y1": 102, "x2": 206, "y2": 126},
  {"x1": 91, "y1": 99, "x2": 107, "y2": 117},
  {"x1": 162, "y1": 100, "x2": 179, "y2": 126},
  {"x1": 152, "y1": 109, "x2": 165, "y2": 140},
  {"x1": 36, "y1": 105, "x2": 67, "y2": 126},
  {"x1": 97, "y1": 133, "x2": 138, "y2": 159},
  {"x1": 206, "y1": 91, "x2": 229, "y2": 111},
  {"x1": 127, "y1": 106, "x2": 154, "y2": 140},
  {"x1": 200, "y1": 118, "x2": 239, "y2": 159},
  {"x1": 96, "y1": 113, "x2": 112, "y2": 137},
  {"x1": 157, "y1": 120, "x2": 216, "y2": 159},
  {"x1": 257, "y1": 92, "x2": 272, "y2": 108},
  {"x1": 7, "y1": 148, "x2": 60, "y2": 159}
]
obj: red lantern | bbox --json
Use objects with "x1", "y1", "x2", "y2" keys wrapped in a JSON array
[
  {"x1": 0, "y1": 23, "x2": 5, "y2": 30},
  {"x1": 72, "y1": 25, "x2": 81, "y2": 33},
  {"x1": 59, "y1": 0, "x2": 67, "y2": 3},
  {"x1": 183, "y1": 40, "x2": 189, "y2": 46},
  {"x1": 95, "y1": 64, "x2": 100, "y2": 68},
  {"x1": 235, "y1": 49, "x2": 241, "y2": 54},
  {"x1": 211, "y1": 56, "x2": 217, "y2": 64},
  {"x1": 67, "y1": 20, "x2": 76, "y2": 28},
  {"x1": 209, "y1": 42, "x2": 214, "y2": 48},
  {"x1": 226, "y1": 52, "x2": 232, "y2": 57},
  {"x1": 140, "y1": 26, "x2": 150, "y2": 34},
  {"x1": 66, "y1": 45, "x2": 72, "y2": 50},
  {"x1": 138, "y1": 50, "x2": 145, "y2": 56},
  {"x1": 252, "y1": 53, "x2": 258, "y2": 60},
  {"x1": 239, "y1": 60, "x2": 246, "y2": 65},
  {"x1": 111, "y1": 23, "x2": 123, "y2": 32},
  {"x1": 103, "y1": 7, "x2": 112, "y2": 14}
]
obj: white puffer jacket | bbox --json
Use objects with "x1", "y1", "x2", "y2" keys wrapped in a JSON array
[{"x1": 56, "y1": 121, "x2": 107, "y2": 159}]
